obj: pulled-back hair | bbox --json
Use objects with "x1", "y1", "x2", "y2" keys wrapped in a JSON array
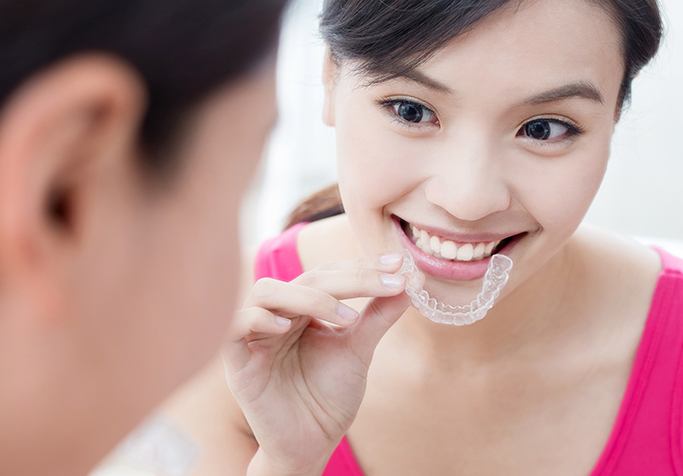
[{"x1": 286, "y1": 0, "x2": 663, "y2": 229}]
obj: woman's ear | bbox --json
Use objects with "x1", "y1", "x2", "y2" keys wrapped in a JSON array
[
  {"x1": 322, "y1": 48, "x2": 339, "y2": 127},
  {"x1": 0, "y1": 54, "x2": 145, "y2": 324}
]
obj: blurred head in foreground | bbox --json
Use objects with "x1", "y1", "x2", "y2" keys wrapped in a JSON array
[{"x1": 0, "y1": 0, "x2": 287, "y2": 473}]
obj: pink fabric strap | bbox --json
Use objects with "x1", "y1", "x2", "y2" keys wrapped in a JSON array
[
  {"x1": 323, "y1": 436, "x2": 364, "y2": 476},
  {"x1": 590, "y1": 246, "x2": 683, "y2": 475},
  {"x1": 254, "y1": 222, "x2": 306, "y2": 282}
]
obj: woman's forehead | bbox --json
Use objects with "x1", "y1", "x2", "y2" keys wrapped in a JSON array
[
  {"x1": 428, "y1": 1, "x2": 621, "y2": 88},
  {"x1": 341, "y1": 0, "x2": 624, "y2": 112}
]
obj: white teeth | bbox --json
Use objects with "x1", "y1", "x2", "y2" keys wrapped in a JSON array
[
  {"x1": 420, "y1": 230, "x2": 429, "y2": 244},
  {"x1": 441, "y1": 240, "x2": 457, "y2": 259},
  {"x1": 473, "y1": 242, "x2": 486, "y2": 260},
  {"x1": 430, "y1": 236, "x2": 441, "y2": 254},
  {"x1": 418, "y1": 237, "x2": 431, "y2": 254},
  {"x1": 456, "y1": 243, "x2": 474, "y2": 261},
  {"x1": 406, "y1": 222, "x2": 504, "y2": 262}
]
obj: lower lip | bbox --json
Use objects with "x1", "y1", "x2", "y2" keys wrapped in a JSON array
[{"x1": 394, "y1": 219, "x2": 524, "y2": 281}]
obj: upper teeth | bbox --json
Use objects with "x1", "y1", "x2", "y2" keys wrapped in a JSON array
[{"x1": 410, "y1": 224, "x2": 501, "y2": 261}]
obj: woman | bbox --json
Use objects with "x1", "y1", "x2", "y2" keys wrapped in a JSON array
[
  {"x1": 167, "y1": 1, "x2": 681, "y2": 475},
  {"x1": 0, "y1": 1, "x2": 287, "y2": 474}
]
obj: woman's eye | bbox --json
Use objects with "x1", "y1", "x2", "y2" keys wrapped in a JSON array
[
  {"x1": 387, "y1": 100, "x2": 437, "y2": 126},
  {"x1": 519, "y1": 118, "x2": 580, "y2": 142}
]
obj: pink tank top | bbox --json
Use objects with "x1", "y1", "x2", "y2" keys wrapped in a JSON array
[{"x1": 254, "y1": 223, "x2": 683, "y2": 475}]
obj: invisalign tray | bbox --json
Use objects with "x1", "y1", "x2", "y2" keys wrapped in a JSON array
[{"x1": 400, "y1": 252, "x2": 513, "y2": 326}]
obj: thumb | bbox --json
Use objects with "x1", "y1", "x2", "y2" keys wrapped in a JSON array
[{"x1": 349, "y1": 292, "x2": 411, "y2": 360}]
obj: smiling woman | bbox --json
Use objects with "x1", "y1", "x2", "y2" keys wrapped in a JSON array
[{"x1": 163, "y1": 1, "x2": 683, "y2": 476}]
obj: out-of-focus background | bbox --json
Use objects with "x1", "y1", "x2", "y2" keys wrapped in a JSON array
[
  {"x1": 243, "y1": 0, "x2": 683, "y2": 250},
  {"x1": 93, "y1": 0, "x2": 683, "y2": 474}
]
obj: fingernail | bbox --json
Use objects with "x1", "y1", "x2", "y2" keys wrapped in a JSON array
[
  {"x1": 379, "y1": 253, "x2": 403, "y2": 266},
  {"x1": 337, "y1": 304, "x2": 359, "y2": 322},
  {"x1": 275, "y1": 316, "x2": 291, "y2": 327},
  {"x1": 380, "y1": 273, "x2": 405, "y2": 289}
]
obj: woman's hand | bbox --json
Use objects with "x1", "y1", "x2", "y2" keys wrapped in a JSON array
[{"x1": 222, "y1": 253, "x2": 409, "y2": 475}]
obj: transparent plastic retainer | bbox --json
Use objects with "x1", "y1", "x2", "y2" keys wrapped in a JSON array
[{"x1": 399, "y1": 252, "x2": 514, "y2": 326}]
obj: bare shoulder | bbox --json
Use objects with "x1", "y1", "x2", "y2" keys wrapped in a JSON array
[
  {"x1": 573, "y1": 224, "x2": 662, "y2": 285},
  {"x1": 571, "y1": 224, "x2": 662, "y2": 325},
  {"x1": 296, "y1": 214, "x2": 362, "y2": 272}
]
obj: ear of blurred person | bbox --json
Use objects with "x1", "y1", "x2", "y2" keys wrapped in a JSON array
[
  {"x1": 0, "y1": 54, "x2": 143, "y2": 308},
  {"x1": 0, "y1": 54, "x2": 150, "y2": 473}
]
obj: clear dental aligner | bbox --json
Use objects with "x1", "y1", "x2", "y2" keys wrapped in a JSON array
[{"x1": 399, "y1": 252, "x2": 514, "y2": 326}]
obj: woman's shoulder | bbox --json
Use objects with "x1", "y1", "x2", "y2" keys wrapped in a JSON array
[
  {"x1": 575, "y1": 224, "x2": 666, "y2": 275},
  {"x1": 579, "y1": 224, "x2": 683, "y2": 278},
  {"x1": 264, "y1": 214, "x2": 361, "y2": 275},
  {"x1": 574, "y1": 224, "x2": 683, "y2": 315}
]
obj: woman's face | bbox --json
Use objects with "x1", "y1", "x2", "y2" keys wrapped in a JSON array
[{"x1": 325, "y1": 0, "x2": 624, "y2": 303}]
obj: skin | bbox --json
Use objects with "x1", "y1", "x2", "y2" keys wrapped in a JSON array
[
  {"x1": 0, "y1": 52, "x2": 277, "y2": 475},
  {"x1": 164, "y1": 1, "x2": 663, "y2": 475}
]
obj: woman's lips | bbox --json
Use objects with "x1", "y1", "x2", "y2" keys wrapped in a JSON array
[{"x1": 393, "y1": 218, "x2": 525, "y2": 281}]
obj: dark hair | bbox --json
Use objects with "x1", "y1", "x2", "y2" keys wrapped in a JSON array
[
  {"x1": 286, "y1": 0, "x2": 663, "y2": 229},
  {"x1": 0, "y1": 0, "x2": 288, "y2": 170}
]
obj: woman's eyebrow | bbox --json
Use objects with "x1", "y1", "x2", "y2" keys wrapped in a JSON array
[
  {"x1": 390, "y1": 71, "x2": 604, "y2": 106},
  {"x1": 522, "y1": 81, "x2": 605, "y2": 105},
  {"x1": 390, "y1": 70, "x2": 453, "y2": 94}
]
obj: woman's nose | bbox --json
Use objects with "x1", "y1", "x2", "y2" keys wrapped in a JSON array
[{"x1": 424, "y1": 136, "x2": 511, "y2": 222}]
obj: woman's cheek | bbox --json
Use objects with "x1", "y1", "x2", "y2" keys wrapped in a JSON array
[
  {"x1": 337, "y1": 118, "x2": 427, "y2": 199},
  {"x1": 510, "y1": 146, "x2": 609, "y2": 242},
  {"x1": 335, "y1": 119, "x2": 425, "y2": 253}
]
